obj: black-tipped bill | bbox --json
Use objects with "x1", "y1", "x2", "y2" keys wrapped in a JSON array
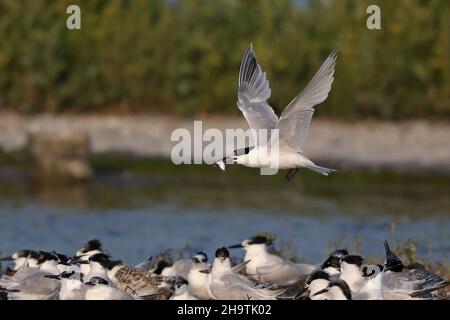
[
  {"x1": 199, "y1": 269, "x2": 211, "y2": 274},
  {"x1": 70, "y1": 257, "x2": 89, "y2": 264},
  {"x1": 228, "y1": 244, "x2": 243, "y2": 249},
  {"x1": 0, "y1": 256, "x2": 13, "y2": 261}
]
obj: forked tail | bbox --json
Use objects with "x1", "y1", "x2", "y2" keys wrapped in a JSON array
[{"x1": 306, "y1": 164, "x2": 336, "y2": 176}]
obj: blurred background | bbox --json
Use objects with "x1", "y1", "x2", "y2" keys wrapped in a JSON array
[{"x1": 0, "y1": 0, "x2": 448, "y2": 267}]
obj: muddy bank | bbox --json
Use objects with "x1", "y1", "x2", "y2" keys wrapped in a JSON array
[{"x1": 0, "y1": 113, "x2": 449, "y2": 173}]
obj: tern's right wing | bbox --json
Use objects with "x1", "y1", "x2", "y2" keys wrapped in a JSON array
[
  {"x1": 255, "y1": 262, "x2": 314, "y2": 287},
  {"x1": 217, "y1": 274, "x2": 280, "y2": 300},
  {"x1": 6, "y1": 272, "x2": 60, "y2": 296}
]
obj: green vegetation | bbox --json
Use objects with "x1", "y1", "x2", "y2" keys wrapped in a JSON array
[{"x1": 0, "y1": 0, "x2": 448, "y2": 119}]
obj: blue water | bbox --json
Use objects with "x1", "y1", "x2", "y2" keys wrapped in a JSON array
[
  {"x1": 0, "y1": 164, "x2": 448, "y2": 266},
  {"x1": 0, "y1": 201, "x2": 448, "y2": 266}
]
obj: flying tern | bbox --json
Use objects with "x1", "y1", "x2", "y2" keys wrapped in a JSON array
[{"x1": 217, "y1": 43, "x2": 338, "y2": 182}]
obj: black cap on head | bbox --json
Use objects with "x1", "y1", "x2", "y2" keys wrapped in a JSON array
[
  {"x1": 322, "y1": 256, "x2": 340, "y2": 270},
  {"x1": 37, "y1": 251, "x2": 59, "y2": 264},
  {"x1": 88, "y1": 253, "x2": 111, "y2": 267},
  {"x1": 383, "y1": 240, "x2": 403, "y2": 272},
  {"x1": 306, "y1": 270, "x2": 330, "y2": 285},
  {"x1": 192, "y1": 251, "x2": 208, "y2": 264},
  {"x1": 60, "y1": 271, "x2": 76, "y2": 279},
  {"x1": 81, "y1": 239, "x2": 102, "y2": 253},
  {"x1": 169, "y1": 276, "x2": 189, "y2": 289},
  {"x1": 106, "y1": 260, "x2": 123, "y2": 270},
  {"x1": 331, "y1": 249, "x2": 349, "y2": 259},
  {"x1": 153, "y1": 260, "x2": 171, "y2": 274},
  {"x1": 215, "y1": 247, "x2": 230, "y2": 258},
  {"x1": 17, "y1": 250, "x2": 40, "y2": 260},
  {"x1": 16, "y1": 250, "x2": 31, "y2": 258},
  {"x1": 248, "y1": 236, "x2": 270, "y2": 245},
  {"x1": 86, "y1": 277, "x2": 109, "y2": 286},
  {"x1": 342, "y1": 255, "x2": 364, "y2": 267},
  {"x1": 53, "y1": 251, "x2": 69, "y2": 264},
  {"x1": 362, "y1": 264, "x2": 384, "y2": 277}
]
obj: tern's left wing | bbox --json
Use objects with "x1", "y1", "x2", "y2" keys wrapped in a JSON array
[
  {"x1": 237, "y1": 43, "x2": 278, "y2": 146},
  {"x1": 274, "y1": 50, "x2": 338, "y2": 152}
]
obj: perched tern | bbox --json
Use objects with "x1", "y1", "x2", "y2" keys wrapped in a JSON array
[
  {"x1": 71, "y1": 239, "x2": 109, "y2": 275},
  {"x1": 46, "y1": 270, "x2": 87, "y2": 300},
  {"x1": 106, "y1": 258, "x2": 169, "y2": 299},
  {"x1": 320, "y1": 249, "x2": 349, "y2": 277},
  {"x1": 204, "y1": 247, "x2": 285, "y2": 300},
  {"x1": 0, "y1": 251, "x2": 63, "y2": 300},
  {"x1": 297, "y1": 270, "x2": 331, "y2": 300},
  {"x1": 84, "y1": 276, "x2": 135, "y2": 300},
  {"x1": 187, "y1": 251, "x2": 211, "y2": 300},
  {"x1": 84, "y1": 253, "x2": 113, "y2": 283},
  {"x1": 380, "y1": 241, "x2": 449, "y2": 300},
  {"x1": 229, "y1": 236, "x2": 316, "y2": 287},
  {"x1": 0, "y1": 250, "x2": 40, "y2": 271},
  {"x1": 339, "y1": 255, "x2": 366, "y2": 294},
  {"x1": 169, "y1": 276, "x2": 198, "y2": 300}
]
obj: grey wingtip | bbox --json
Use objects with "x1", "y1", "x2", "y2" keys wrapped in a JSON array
[
  {"x1": 327, "y1": 49, "x2": 338, "y2": 60},
  {"x1": 330, "y1": 48, "x2": 339, "y2": 57},
  {"x1": 244, "y1": 42, "x2": 254, "y2": 57}
]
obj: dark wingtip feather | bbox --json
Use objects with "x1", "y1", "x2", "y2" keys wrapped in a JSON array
[{"x1": 330, "y1": 49, "x2": 339, "y2": 58}]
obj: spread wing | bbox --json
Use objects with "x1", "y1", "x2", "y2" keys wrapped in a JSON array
[
  {"x1": 274, "y1": 50, "x2": 338, "y2": 152},
  {"x1": 237, "y1": 43, "x2": 278, "y2": 146}
]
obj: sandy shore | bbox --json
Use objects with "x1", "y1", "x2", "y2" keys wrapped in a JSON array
[{"x1": 0, "y1": 113, "x2": 449, "y2": 173}]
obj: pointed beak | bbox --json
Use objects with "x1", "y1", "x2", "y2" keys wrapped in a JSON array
[
  {"x1": 199, "y1": 269, "x2": 211, "y2": 274},
  {"x1": 383, "y1": 240, "x2": 392, "y2": 256},
  {"x1": 0, "y1": 256, "x2": 13, "y2": 261},
  {"x1": 68, "y1": 256, "x2": 81, "y2": 264},
  {"x1": 294, "y1": 286, "x2": 309, "y2": 300},
  {"x1": 312, "y1": 288, "x2": 329, "y2": 297},
  {"x1": 228, "y1": 244, "x2": 243, "y2": 249},
  {"x1": 44, "y1": 274, "x2": 61, "y2": 280},
  {"x1": 68, "y1": 253, "x2": 89, "y2": 263},
  {"x1": 216, "y1": 160, "x2": 226, "y2": 171},
  {"x1": 70, "y1": 257, "x2": 89, "y2": 265}
]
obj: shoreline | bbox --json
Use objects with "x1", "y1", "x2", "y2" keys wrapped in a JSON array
[{"x1": 0, "y1": 113, "x2": 449, "y2": 173}]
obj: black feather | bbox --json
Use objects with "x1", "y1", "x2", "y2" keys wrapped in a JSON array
[{"x1": 215, "y1": 247, "x2": 230, "y2": 258}]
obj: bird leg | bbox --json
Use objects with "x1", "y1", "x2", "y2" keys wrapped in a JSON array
[
  {"x1": 284, "y1": 168, "x2": 299, "y2": 183},
  {"x1": 124, "y1": 285, "x2": 138, "y2": 296}
]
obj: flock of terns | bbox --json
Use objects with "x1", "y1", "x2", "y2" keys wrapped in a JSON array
[{"x1": 0, "y1": 237, "x2": 448, "y2": 300}]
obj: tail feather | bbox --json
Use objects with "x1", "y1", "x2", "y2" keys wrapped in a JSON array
[{"x1": 306, "y1": 164, "x2": 336, "y2": 176}]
